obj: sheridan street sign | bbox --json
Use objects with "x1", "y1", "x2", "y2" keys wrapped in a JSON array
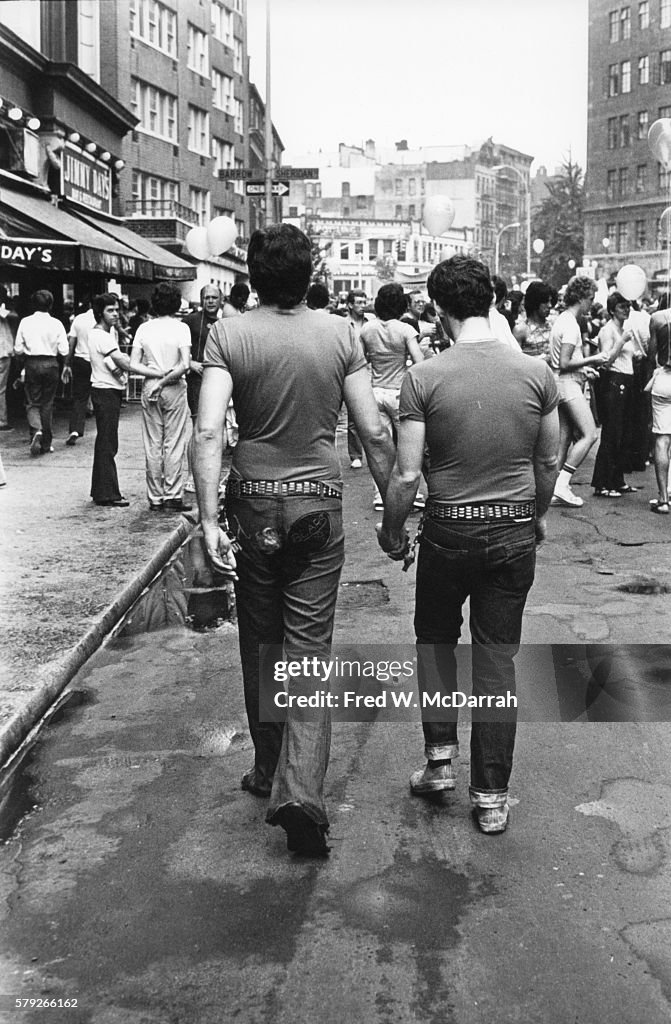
[{"x1": 220, "y1": 167, "x2": 318, "y2": 181}]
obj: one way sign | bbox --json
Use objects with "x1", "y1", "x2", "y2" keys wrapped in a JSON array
[{"x1": 245, "y1": 180, "x2": 290, "y2": 197}]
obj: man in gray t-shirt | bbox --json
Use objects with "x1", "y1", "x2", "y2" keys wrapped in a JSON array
[
  {"x1": 378, "y1": 256, "x2": 559, "y2": 835},
  {"x1": 195, "y1": 224, "x2": 395, "y2": 858}
]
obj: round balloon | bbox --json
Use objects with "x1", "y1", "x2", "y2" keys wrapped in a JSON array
[
  {"x1": 185, "y1": 226, "x2": 212, "y2": 261},
  {"x1": 207, "y1": 215, "x2": 237, "y2": 255},
  {"x1": 648, "y1": 118, "x2": 671, "y2": 169},
  {"x1": 532, "y1": 238, "x2": 545, "y2": 255},
  {"x1": 659, "y1": 206, "x2": 671, "y2": 236},
  {"x1": 615, "y1": 264, "x2": 647, "y2": 301},
  {"x1": 422, "y1": 195, "x2": 455, "y2": 236}
]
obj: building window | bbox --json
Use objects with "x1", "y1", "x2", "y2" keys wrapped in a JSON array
[
  {"x1": 129, "y1": 0, "x2": 177, "y2": 57},
  {"x1": 395, "y1": 205, "x2": 403, "y2": 218},
  {"x1": 233, "y1": 159, "x2": 244, "y2": 195},
  {"x1": 638, "y1": 0, "x2": 649, "y2": 27},
  {"x1": 637, "y1": 110, "x2": 649, "y2": 138},
  {"x1": 607, "y1": 169, "x2": 617, "y2": 199},
  {"x1": 78, "y1": 0, "x2": 100, "y2": 82},
  {"x1": 212, "y1": 1, "x2": 234, "y2": 46},
  {"x1": 620, "y1": 6, "x2": 631, "y2": 38},
  {"x1": 408, "y1": 177, "x2": 416, "y2": 196},
  {"x1": 662, "y1": 0, "x2": 671, "y2": 28},
  {"x1": 368, "y1": 240, "x2": 378, "y2": 260},
  {"x1": 638, "y1": 55, "x2": 649, "y2": 84},
  {"x1": 342, "y1": 182, "x2": 350, "y2": 197},
  {"x1": 233, "y1": 38, "x2": 243, "y2": 74},
  {"x1": 212, "y1": 137, "x2": 234, "y2": 177},
  {"x1": 617, "y1": 222, "x2": 628, "y2": 250},
  {"x1": 619, "y1": 114, "x2": 630, "y2": 146},
  {"x1": 383, "y1": 239, "x2": 393, "y2": 254},
  {"x1": 131, "y1": 171, "x2": 179, "y2": 215},
  {"x1": 187, "y1": 105, "x2": 210, "y2": 155},
  {"x1": 131, "y1": 79, "x2": 178, "y2": 141},
  {"x1": 212, "y1": 69, "x2": 233, "y2": 112},
  {"x1": 187, "y1": 24, "x2": 209, "y2": 75},
  {"x1": 394, "y1": 178, "x2": 403, "y2": 195},
  {"x1": 609, "y1": 9, "x2": 619, "y2": 41},
  {"x1": 356, "y1": 195, "x2": 367, "y2": 209},
  {"x1": 340, "y1": 243, "x2": 349, "y2": 260},
  {"x1": 621, "y1": 60, "x2": 631, "y2": 92},
  {"x1": 635, "y1": 219, "x2": 647, "y2": 247},
  {"x1": 659, "y1": 162, "x2": 671, "y2": 190},
  {"x1": 189, "y1": 187, "x2": 210, "y2": 226},
  {"x1": 606, "y1": 222, "x2": 617, "y2": 247},
  {"x1": 660, "y1": 105, "x2": 671, "y2": 118},
  {"x1": 409, "y1": 204, "x2": 416, "y2": 218},
  {"x1": 343, "y1": 207, "x2": 350, "y2": 217},
  {"x1": 636, "y1": 163, "x2": 648, "y2": 191},
  {"x1": 619, "y1": 166, "x2": 629, "y2": 197},
  {"x1": 661, "y1": 50, "x2": 671, "y2": 85},
  {"x1": 608, "y1": 116, "x2": 618, "y2": 148},
  {"x1": 608, "y1": 63, "x2": 619, "y2": 96},
  {"x1": 233, "y1": 99, "x2": 243, "y2": 135}
]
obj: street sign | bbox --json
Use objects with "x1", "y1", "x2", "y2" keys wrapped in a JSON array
[
  {"x1": 245, "y1": 180, "x2": 290, "y2": 197},
  {"x1": 220, "y1": 167, "x2": 319, "y2": 181}
]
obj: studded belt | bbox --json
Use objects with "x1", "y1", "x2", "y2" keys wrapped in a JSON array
[
  {"x1": 227, "y1": 478, "x2": 342, "y2": 500},
  {"x1": 426, "y1": 500, "x2": 536, "y2": 522}
]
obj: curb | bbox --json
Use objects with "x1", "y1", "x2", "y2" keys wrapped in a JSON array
[{"x1": 0, "y1": 515, "x2": 196, "y2": 773}]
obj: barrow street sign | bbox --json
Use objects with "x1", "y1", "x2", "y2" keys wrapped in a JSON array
[
  {"x1": 221, "y1": 167, "x2": 319, "y2": 181},
  {"x1": 245, "y1": 180, "x2": 290, "y2": 196}
]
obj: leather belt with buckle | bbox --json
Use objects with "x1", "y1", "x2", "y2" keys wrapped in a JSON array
[
  {"x1": 227, "y1": 479, "x2": 342, "y2": 500},
  {"x1": 426, "y1": 500, "x2": 536, "y2": 522}
]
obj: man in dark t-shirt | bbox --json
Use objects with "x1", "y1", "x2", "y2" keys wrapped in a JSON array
[
  {"x1": 194, "y1": 225, "x2": 395, "y2": 858},
  {"x1": 378, "y1": 256, "x2": 559, "y2": 835}
]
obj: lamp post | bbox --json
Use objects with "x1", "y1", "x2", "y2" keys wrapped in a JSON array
[
  {"x1": 495, "y1": 221, "x2": 520, "y2": 276},
  {"x1": 492, "y1": 164, "x2": 531, "y2": 276}
]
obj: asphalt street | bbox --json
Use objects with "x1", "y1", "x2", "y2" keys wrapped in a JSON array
[{"x1": 1, "y1": 440, "x2": 671, "y2": 1024}]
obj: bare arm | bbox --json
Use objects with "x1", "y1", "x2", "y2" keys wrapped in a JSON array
[
  {"x1": 533, "y1": 409, "x2": 560, "y2": 543},
  {"x1": 559, "y1": 341, "x2": 607, "y2": 372},
  {"x1": 192, "y1": 365, "x2": 236, "y2": 574},
  {"x1": 343, "y1": 367, "x2": 395, "y2": 497},
  {"x1": 378, "y1": 418, "x2": 426, "y2": 557},
  {"x1": 406, "y1": 333, "x2": 425, "y2": 365}
]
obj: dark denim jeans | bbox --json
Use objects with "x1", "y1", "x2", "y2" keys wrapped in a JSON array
[
  {"x1": 68, "y1": 356, "x2": 92, "y2": 436},
  {"x1": 591, "y1": 372, "x2": 633, "y2": 491},
  {"x1": 228, "y1": 491, "x2": 344, "y2": 829},
  {"x1": 414, "y1": 516, "x2": 536, "y2": 804},
  {"x1": 90, "y1": 387, "x2": 123, "y2": 503},
  {"x1": 24, "y1": 356, "x2": 60, "y2": 448}
]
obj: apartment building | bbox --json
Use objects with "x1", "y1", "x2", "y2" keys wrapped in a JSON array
[{"x1": 584, "y1": 0, "x2": 671, "y2": 285}]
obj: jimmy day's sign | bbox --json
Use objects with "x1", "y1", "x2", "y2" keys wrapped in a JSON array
[
  {"x1": 61, "y1": 143, "x2": 112, "y2": 215},
  {"x1": 0, "y1": 240, "x2": 76, "y2": 271}
]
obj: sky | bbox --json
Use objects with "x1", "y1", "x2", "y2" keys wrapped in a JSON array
[{"x1": 246, "y1": 0, "x2": 589, "y2": 173}]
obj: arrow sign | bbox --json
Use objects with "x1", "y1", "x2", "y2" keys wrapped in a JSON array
[{"x1": 245, "y1": 180, "x2": 290, "y2": 196}]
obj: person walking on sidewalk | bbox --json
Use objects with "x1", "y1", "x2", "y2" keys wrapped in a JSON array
[
  {"x1": 130, "y1": 283, "x2": 192, "y2": 512},
  {"x1": 377, "y1": 255, "x2": 559, "y2": 835},
  {"x1": 194, "y1": 224, "x2": 395, "y2": 858},
  {"x1": 343, "y1": 289, "x2": 370, "y2": 468},
  {"x1": 548, "y1": 276, "x2": 607, "y2": 507},
  {"x1": 61, "y1": 305, "x2": 95, "y2": 446},
  {"x1": 13, "y1": 290, "x2": 68, "y2": 456},
  {"x1": 0, "y1": 286, "x2": 17, "y2": 431},
  {"x1": 87, "y1": 293, "x2": 131, "y2": 508}
]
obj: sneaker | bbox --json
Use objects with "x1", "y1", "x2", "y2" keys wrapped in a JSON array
[
  {"x1": 29, "y1": 431, "x2": 43, "y2": 457},
  {"x1": 413, "y1": 494, "x2": 426, "y2": 510},
  {"x1": 350, "y1": 458, "x2": 362, "y2": 469},
  {"x1": 66, "y1": 431, "x2": 80, "y2": 446},
  {"x1": 410, "y1": 762, "x2": 457, "y2": 794},
  {"x1": 551, "y1": 483, "x2": 583, "y2": 507},
  {"x1": 474, "y1": 803, "x2": 509, "y2": 834}
]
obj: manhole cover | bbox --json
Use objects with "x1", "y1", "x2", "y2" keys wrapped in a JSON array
[
  {"x1": 617, "y1": 578, "x2": 671, "y2": 595},
  {"x1": 339, "y1": 579, "x2": 390, "y2": 608}
]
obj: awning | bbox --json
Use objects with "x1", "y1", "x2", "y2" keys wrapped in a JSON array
[
  {"x1": 72, "y1": 209, "x2": 196, "y2": 282},
  {"x1": 0, "y1": 186, "x2": 154, "y2": 280}
]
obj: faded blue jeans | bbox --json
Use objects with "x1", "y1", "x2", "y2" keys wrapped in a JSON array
[
  {"x1": 414, "y1": 516, "x2": 536, "y2": 805},
  {"x1": 227, "y1": 490, "x2": 344, "y2": 829}
]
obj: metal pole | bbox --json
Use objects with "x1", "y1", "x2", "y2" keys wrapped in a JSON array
[
  {"x1": 262, "y1": 0, "x2": 272, "y2": 226},
  {"x1": 525, "y1": 183, "x2": 531, "y2": 277}
]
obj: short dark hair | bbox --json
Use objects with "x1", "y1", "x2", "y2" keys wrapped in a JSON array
[
  {"x1": 564, "y1": 276, "x2": 597, "y2": 307},
  {"x1": 346, "y1": 290, "x2": 366, "y2": 305},
  {"x1": 306, "y1": 283, "x2": 330, "y2": 309},
  {"x1": 133, "y1": 298, "x2": 151, "y2": 315},
  {"x1": 524, "y1": 281, "x2": 553, "y2": 317},
  {"x1": 151, "y1": 282, "x2": 182, "y2": 317},
  {"x1": 606, "y1": 291, "x2": 630, "y2": 316},
  {"x1": 247, "y1": 224, "x2": 312, "y2": 309},
  {"x1": 427, "y1": 256, "x2": 493, "y2": 321},
  {"x1": 229, "y1": 283, "x2": 250, "y2": 309},
  {"x1": 374, "y1": 283, "x2": 408, "y2": 321},
  {"x1": 91, "y1": 292, "x2": 119, "y2": 321},
  {"x1": 491, "y1": 275, "x2": 508, "y2": 305},
  {"x1": 31, "y1": 289, "x2": 54, "y2": 312}
]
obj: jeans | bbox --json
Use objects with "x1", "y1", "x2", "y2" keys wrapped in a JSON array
[
  {"x1": 0, "y1": 355, "x2": 10, "y2": 426},
  {"x1": 414, "y1": 516, "x2": 536, "y2": 802},
  {"x1": 24, "y1": 356, "x2": 60, "y2": 448},
  {"x1": 90, "y1": 387, "x2": 124, "y2": 502},
  {"x1": 227, "y1": 490, "x2": 344, "y2": 828},
  {"x1": 68, "y1": 356, "x2": 91, "y2": 436},
  {"x1": 591, "y1": 372, "x2": 633, "y2": 491}
]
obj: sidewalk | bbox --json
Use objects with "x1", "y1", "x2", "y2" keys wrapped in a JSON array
[{"x1": 0, "y1": 402, "x2": 194, "y2": 746}]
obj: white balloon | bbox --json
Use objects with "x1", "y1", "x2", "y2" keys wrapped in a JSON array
[
  {"x1": 185, "y1": 226, "x2": 212, "y2": 261},
  {"x1": 648, "y1": 118, "x2": 671, "y2": 170},
  {"x1": 207, "y1": 216, "x2": 238, "y2": 255},
  {"x1": 532, "y1": 238, "x2": 545, "y2": 255},
  {"x1": 422, "y1": 195, "x2": 455, "y2": 236},
  {"x1": 615, "y1": 264, "x2": 647, "y2": 301}
]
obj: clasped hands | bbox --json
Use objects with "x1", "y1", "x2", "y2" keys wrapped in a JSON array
[{"x1": 376, "y1": 521, "x2": 410, "y2": 561}]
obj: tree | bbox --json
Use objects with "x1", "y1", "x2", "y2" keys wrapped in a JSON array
[{"x1": 531, "y1": 160, "x2": 585, "y2": 289}]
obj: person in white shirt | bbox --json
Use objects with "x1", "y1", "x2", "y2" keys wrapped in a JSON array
[
  {"x1": 88, "y1": 293, "x2": 131, "y2": 507},
  {"x1": 0, "y1": 286, "x2": 17, "y2": 430},
  {"x1": 130, "y1": 282, "x2": 192, "y2": 512},
  {"x1": 62, "y1": 306, "x2": 96, "y2": 446},
  {"x1": 13, "y1": 290, "x2": 68, "y2": 456}
]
